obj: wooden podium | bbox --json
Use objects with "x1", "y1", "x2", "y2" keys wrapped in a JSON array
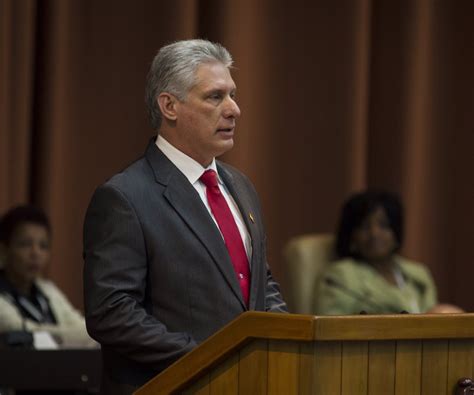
[{"x1": 135, "y1": 312, "x2": 474, "y2": 394}]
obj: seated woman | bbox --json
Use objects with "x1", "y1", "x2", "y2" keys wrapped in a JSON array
[
  {"x1": 315, "y1": 191, "x2": 462, "y2": 315},
  {"x1": 0, "y1": 205, "x2": 95, "y2": 347}
]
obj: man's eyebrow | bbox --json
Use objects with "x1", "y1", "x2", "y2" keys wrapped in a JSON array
[
  {"x1": 203, "y1": 86, "x2": 237, "y2": 95},
  {"x1": 204, "y1": 88, "x2": 224, "y2": 94}
]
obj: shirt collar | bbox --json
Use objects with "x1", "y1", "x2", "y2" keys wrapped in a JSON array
[{"x1": 155, "y1": 135, "x2": 222, "y2": 185}]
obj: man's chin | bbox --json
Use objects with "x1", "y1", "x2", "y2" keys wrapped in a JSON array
[{"x1": 214, "y1": 139, "x2": 234, "y2": 156}]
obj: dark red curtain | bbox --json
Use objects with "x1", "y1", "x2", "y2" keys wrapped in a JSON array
[{"x1": 1, "y1": 0, "x2": 473, "y2": 311}]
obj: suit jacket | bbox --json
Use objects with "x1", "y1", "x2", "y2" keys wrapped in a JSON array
[
  {"x1": 83, "y1": 140, "x2": 287, "y2": 394},
  {"x1": 314, "y1": 256, "x2": 437, "y2": 315}
]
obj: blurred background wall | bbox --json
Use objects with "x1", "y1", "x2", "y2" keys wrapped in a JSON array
[{"x1": 1, "y1": 0, "x2": 473, "y2": 311}]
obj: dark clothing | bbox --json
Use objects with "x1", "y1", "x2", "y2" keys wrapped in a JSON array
[
  {"x1": 83, "y1": 140, "x2": 287, "y2": 394},
  {"x1": 0, "y1": 271, "x2": 56, "y2": 325}
]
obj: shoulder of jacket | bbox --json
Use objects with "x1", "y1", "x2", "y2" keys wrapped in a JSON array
[
  {"x1": 0, "y1": 292, "x2": 15, "y2": 306},
  {"x1": 396, "y1": 256, "x2": 433, "y2": 282},
  {"x1": 36, "y1": 278, "x2": 65, "y2": 299},
  {"x1": 217, "y1": 160, "x2": 247, "y2": 181},
  {"x1": 322, "y1": 258, "x2": 369, "y2": 283},
  {"x1": 328, "y1": 258, "x2": 364, "y2": 272}
]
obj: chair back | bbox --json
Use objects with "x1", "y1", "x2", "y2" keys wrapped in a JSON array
[{"x1": 283, "y1": 233, "x2": 335, "y2": 314}]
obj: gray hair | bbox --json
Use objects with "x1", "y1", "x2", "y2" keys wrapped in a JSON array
[{"x1": 145, "y1": 39, "x2": 233, "y2": 130}]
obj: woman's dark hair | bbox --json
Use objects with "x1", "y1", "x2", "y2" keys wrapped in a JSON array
[
  {"x1": 0, "y1": 205, "x2": 51, "y2": 245},
  {"x1": 335, "y1": 190, "x2": 404, "y2": 259}
]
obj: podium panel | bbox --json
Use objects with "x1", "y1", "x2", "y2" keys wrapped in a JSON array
[{"x1": 135, "y1": 312, "x2": 474, "y2": 395}]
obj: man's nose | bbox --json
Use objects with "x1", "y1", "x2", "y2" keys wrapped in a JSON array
[{"x1": 223, "y1": 97, "x2": 241, "y2": 118}]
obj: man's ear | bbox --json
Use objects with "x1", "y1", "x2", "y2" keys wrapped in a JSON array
[{"x1": 157, "y1": 93, "x2": 178, "y2": 121}]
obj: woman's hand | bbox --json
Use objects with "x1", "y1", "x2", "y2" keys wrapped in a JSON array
[{"x1": 426, "y1": 303, "x2": 464, "y2": 314}]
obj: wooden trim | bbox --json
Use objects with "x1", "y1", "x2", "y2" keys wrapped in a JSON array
[{"x1": 313, "y1": 313, "x2": 474, "y2": 340}]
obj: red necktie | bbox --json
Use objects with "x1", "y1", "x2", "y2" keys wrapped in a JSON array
[{"x1": 200, "y1": 169, "x2": 250, "y2": 306}]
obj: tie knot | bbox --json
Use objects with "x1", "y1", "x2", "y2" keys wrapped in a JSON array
[{"x1": 200, "y1": 169, "x2": 219, "y2": 188}]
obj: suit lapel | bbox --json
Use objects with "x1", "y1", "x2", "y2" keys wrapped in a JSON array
[
  {"x1": 145, "y1": 141, "x2": 246, "y2": 308},
  {"x1": 218, "y1": 163, "x2": 261, "y2": 310}
]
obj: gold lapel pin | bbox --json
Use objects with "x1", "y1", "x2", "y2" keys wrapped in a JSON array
[{"x1": 249, "y1": 212, "x2": 255, "y2": 223}]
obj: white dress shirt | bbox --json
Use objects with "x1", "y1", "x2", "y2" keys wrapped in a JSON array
[{"x1": 156, "y1": 136, "x2": 252, "y2": 260}]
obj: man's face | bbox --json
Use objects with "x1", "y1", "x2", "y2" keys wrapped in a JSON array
[{"x1": 173, "y1": 62, "x2": 241, "y2": 166}]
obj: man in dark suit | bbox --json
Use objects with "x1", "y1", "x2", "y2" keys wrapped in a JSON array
[{"x1": 83, "y1": 39, "x2": 287, "y2": 395}]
